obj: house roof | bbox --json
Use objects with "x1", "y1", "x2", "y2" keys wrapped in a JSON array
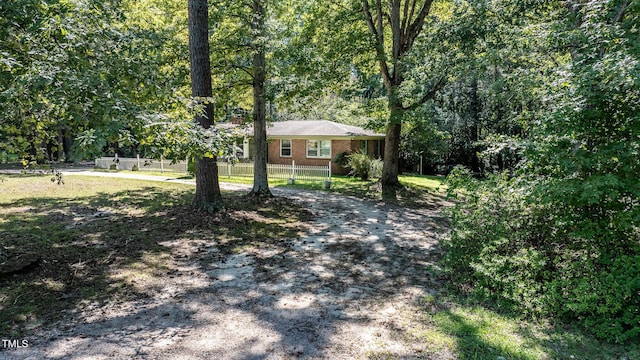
[
  {"x1": 219, "y1": 120, "x2": 385, "y2": 138},
  {"x1": 266, "y1": 120, "x2": 384, "y2": 138}
]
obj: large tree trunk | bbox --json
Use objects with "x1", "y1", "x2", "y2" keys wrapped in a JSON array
[
  {"x1": 381, "y1": 104, "x2": 403, "y2": 188},
  {"x1": 188, "y1": 0, "x2": 222, "y2": 209},
  {"x1": 362, "y1": 0, "x2": 439, "y2": 193},
  {"x1": 249, "y1": 0, "x2": 271, "y2": 197}
]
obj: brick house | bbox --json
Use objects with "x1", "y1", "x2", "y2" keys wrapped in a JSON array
[{"x1": 231, "y1": 120, "x2": 385, "y2": 175}]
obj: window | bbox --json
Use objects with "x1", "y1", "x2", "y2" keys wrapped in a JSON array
[
  {"x1": 307, "y1": 140, "x2": 331, "y2": 158},
  {"x1": 373, "y1": 140, "x2": 383, "y2": 158},
  {"x1": 235, "y1": 138, "x2": 246, "y2": 158},
  {"x1": 360, "y1": 140, "x2": 370, "y2": 155},
  {"x1": 280, "y1": 139, "x2": 292, "y2": 157}
]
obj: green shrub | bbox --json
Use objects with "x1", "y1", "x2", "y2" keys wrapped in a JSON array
[
  {"x1": 333, "y1": 150, "x2": 351, "y2": 168},
  {"x1": 443, "y1": 166, "x2": 640, "y2": 343},
  {"x1": 370, "y1": 158, "x2": 383, "y2": 179},
  {"x1": 346, "y1": 152, "x2": 382, "y2": 180},
  {"x1": 187, "y1": 158, "x2": 195, "y2": 176}
]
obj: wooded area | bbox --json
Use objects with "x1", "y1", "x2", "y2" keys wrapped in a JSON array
[{"x1": 1, "y1": 0, "x2": 638, "y2": 344}]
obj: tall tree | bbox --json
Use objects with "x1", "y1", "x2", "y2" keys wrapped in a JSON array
[
  {"x1": 248, "y1": 0, "x2": 272, "y2": 197},
  {"x1": 361, "y1": 0, "x2": 445, "y2": 189},
  {"x1": 208, "y1": 0, "x2": 299, "y2": 197},
  {"x1": 188, "y1": 0, "x2": 222, "y2": 209}
]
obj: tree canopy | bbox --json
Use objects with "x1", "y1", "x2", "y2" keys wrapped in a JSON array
[{"x1": 0, "y1": 0, "x2": 638, "y2": 342}]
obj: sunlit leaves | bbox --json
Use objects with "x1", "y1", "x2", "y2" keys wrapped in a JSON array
[
  {"x1": 445, "y1": 0, "x2": 640, "y2": 343},
  {"x1": 0, "y1": 0, "x2": 191, "y2": 163}
]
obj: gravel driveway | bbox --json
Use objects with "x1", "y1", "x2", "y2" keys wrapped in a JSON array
[{"x1": 6, "y1": 172, "x2": 449, "y2": 359}]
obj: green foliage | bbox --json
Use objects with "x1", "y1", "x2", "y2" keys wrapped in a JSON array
[
  {"x1": 332, "y1": 150, "x2": 351, "y2": 169},
  {"x1": 444, "y1": 168, "x2": 554, "y2": 311},
  {"x1": 346, "y1": 152, "x2": 382, "y2": 181},
  {"x1": 50, "y1": 169, "x2": 64, "y2": 185},
  {"x1": 140, "y1": 112, "x2": 238, "y2": 164},
  {"x1": 346, "y1": 153, "x2": 371, "y2": 180},
  {"x1": 0, "y1": 0, "x2": 190, "y2": 162},
  {"x1": 369, "y1": 157, "x2": 383, "y2": 179},
  {"x1": 445, "y1": 168, "x2": 640, "y2": 343},
  {"x1": 443, "y1": 1, "x2": 640, "y2": 343},
  {"x1": 399, "y1": 106, "x2": 450, "y2": 173}
]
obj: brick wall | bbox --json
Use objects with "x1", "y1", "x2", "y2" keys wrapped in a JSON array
[
  {"x1": 267, "y1": 138, "x2": 360, "y2": 175},
  {"x1": 353, "y1": 139, "x2": 385, "y2": 159}
]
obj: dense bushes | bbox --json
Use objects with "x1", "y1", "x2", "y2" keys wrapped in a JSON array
[
  {"x1": 444, "y1": 164, "x2": 640, "y2": 343},
  {"x1": 346, "y1": 152, "x2": 382, "y2": 180},
  {"x1": 442, "y1": 1, "x2": 640, "y2": 343}
]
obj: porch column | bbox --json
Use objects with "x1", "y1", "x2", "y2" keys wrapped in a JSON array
[{"x1": 243, "y1": 138, "x2": 250, "y2": 159}]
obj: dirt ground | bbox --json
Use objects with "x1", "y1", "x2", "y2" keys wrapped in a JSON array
[{"x1": 5, "y1": 178, "x2": 451, "y2": 359}]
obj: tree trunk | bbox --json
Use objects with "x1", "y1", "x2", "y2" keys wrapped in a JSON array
[
  {"x1": 194, "y1": 157, "x2": 220, "y2": 207},
  {"x1": 57, "y1": 128, "x2": 64, "y2": 161},
  {"x1": 188, "y1": 0, "x2": 222, "y2": 209},
  {"x1": 249, "y1": 0, "x2": 271, "y2": 197},
  {"x1": 469, "y1": 77, "x2": 481, "y2": 174},
  {"x1": 361, "y1": 0, "x2": 439, "y2": 193},
  {"x1": 381, "y1": 105, "x2": 402, "y2": 188},
  {"x1": 63, "y1": 133, "x2": 74, "y2": 162}
]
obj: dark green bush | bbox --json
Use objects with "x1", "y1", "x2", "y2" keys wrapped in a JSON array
[
  {"x1": 443, "y1": 3, "x2": 640, "y2": 342},
  {"x1": 187, "y1": 158, "x2": 196, "y2": 176},
  {"x1": 333, "y1": 150, "x2": 351, "y2": 168},
  {"x1": 443, "y1": 167, "x2": 640, "y2": 343},
  {"x1": 346, "y1": 152, "x2": 382, "y2": 180}
]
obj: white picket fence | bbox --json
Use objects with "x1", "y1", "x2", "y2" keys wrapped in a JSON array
[
  {"x1": 94, "y1": 156, "x2": 331, "y2": 182},
  {"x1": 217, "y1": 161, "x2": 331, "y2": 182},
  {"x1": 95, "y1": 155, "x2": 188, "y2": 173}
]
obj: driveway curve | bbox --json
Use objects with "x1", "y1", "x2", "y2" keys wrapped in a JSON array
[{"x1": 6, "y1": 171, "x2": 449, "y2": 359}]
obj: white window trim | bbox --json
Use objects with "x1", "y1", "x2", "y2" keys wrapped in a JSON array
[
  {"x1": 306, "y1": 139, "x2": 332, "y2": 159},
  {"x1": 280, "y1": 139, "x2": 292, "y2": 157}
]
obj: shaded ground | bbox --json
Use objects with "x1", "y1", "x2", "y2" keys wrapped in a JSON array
[{"x1": 1, "y1": 174, "x2": 451, "y2": 359}]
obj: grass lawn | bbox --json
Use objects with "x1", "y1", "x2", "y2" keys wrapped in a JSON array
[
  {"x1": 406, "y1": 290, "x2": 640, "y2": 360},
  {"x1": 218, "y1": 173, "x2": 448, "y2": 208},
  {"x1": 90, "y1": 168, "x2": 192, "y2": 179},
  {"x1": 398, "y1": 173, "x2": 445, "y2": 190},
  {"x1": 89, "y1": 169, "x2": 448, "y2": 208},
  {"x1": 1, "y1": 174, "x2": 636, "y2": 359},
  {"x1": 0, "y1": 174, "x2": 309, "y2": 338}
]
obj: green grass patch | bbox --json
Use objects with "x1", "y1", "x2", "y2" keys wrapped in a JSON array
[
  {"x1": 217, "y1": 174, "x2": 448, "y2": 208},
  {"x1": 90, "y1": 168, "x2": 192, "y2": 179},
  {"x1": 86, "y1": 169, "x2": 447, "y2": 207},
  {"x1": 0, "y1": 174, "x2": 309, "y2": 337},
  {"x1": 412, "y1": 293, "x2": 640, "y2": 360},
  {"x1": 399, "y1": 174, "x2": 446, "y2": 191}
]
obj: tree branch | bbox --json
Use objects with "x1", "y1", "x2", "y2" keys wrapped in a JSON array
[
  {"x1": 404, "y1": 0, "x2": 434, "y2": 55},
  {"x1": 214, "y1": 80, "x2": 252, "y2": 91},
  {"x1": 390, "y1": 0, "x2": 402, "y2": 60},
  {"x1": 400, "y1": 0, "x2": 411, "y2": 36},
  {"x1": 363, "y1": 1, "x2": 381, "y2": 43},
  {"x1": 229, "y1": 63, "x2": 254, "y2": 79},
  {"x1": 363, "y1": 0, "x2": 393, "y2": 89},
  {"x1": 613, "y1": 0, "x2": 630, "y2": 23},
  {"x1": 407, "y1": 0, "x2": 417, "y2": 29},
  {"x1": 376, "y1": 0, "x2": 384, "y2": 42},
  {"x1": 227, "y1": 12, "x2": 253, "y2": 25},
  {"x1": 402, "y1": 75, "x2": 445, "y2": 111}
]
